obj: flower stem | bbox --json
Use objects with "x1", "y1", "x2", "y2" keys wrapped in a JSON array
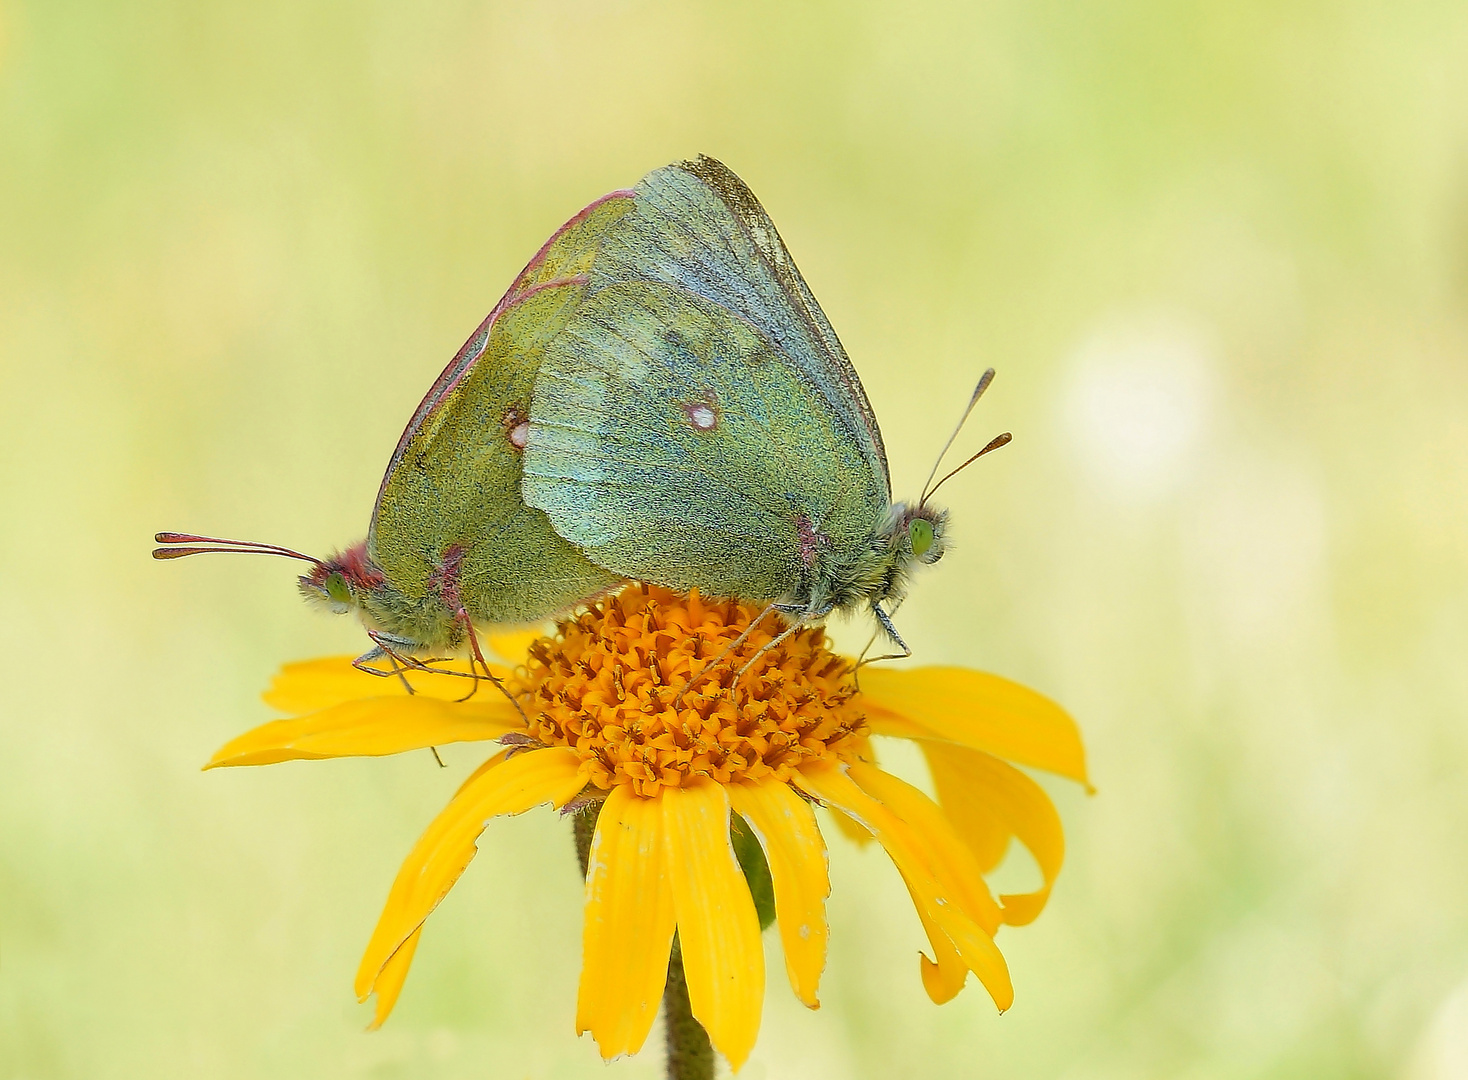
[
  {"x1": 663, "y1": 936, "x2": 715, "y2": 1080},
  {"x1": 571, "y1": 801, "x2": 714, "y2": 1080},
  {"x1": 572, "y1": 801, "x2": 600, "y2": 879}
]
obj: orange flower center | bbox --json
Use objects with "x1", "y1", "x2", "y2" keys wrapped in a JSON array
[{"x1": 511, "y1": 584, "x2": 869, "y2": 797}]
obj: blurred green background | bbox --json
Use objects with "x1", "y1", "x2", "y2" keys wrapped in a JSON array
[{"x1": 3, "y1": 1, "x2": 1468, "y2": 1077}]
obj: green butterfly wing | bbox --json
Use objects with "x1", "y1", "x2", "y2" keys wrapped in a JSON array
[
  {"x1": 523, "y1": 159, "x2": 895, "y2": 608},
  {"x1": 522, "y1": 280, "x2": 883, "y2": 602},
  {"x1": 368, "y1": 193, "x2": 632, "y2": 625},
  {"x1": 590, "y1": 157, "x2": 890, "y2": 498}
]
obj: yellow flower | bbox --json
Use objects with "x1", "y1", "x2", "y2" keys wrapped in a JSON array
[{"x1": 208, "y1": 584, "x2": 1087, "y2": 1071}]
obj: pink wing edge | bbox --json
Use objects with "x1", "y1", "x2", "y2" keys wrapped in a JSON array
[{"x1": 370, "y1": 188, "x2": 638, "y2": 516}]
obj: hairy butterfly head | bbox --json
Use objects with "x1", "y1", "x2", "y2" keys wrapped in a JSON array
[
  {"x1": 850, "y1": 502, "x2": 950, "y2": 615},
  {"x1": 297, "y1": 540, "x2": 385, "y2": 617},
  {"x1": 897, "y1": 503, "x2": 949, "y2": 567}
]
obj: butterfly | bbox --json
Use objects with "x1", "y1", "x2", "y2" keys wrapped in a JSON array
[
  {"x1": 156, "y1": 157, "x2": 1004, "y2": 691},
  {"x1": 154, "y1": 190, "x2": 635, "y2": 692},
  {"x1": 522, "y1": 157, "x2": 1007, "y2": 664}
]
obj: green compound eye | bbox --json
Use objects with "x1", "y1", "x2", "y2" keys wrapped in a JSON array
[
  {"x1": 909, "y1": 517, "x2": 934, "y2": 558},
  {"x1": 324, "y1": 572, "x2": 353, "y2": 606}
]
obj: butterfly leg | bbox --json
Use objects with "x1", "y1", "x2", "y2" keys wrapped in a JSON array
[
  {"x1": 455, "y1": 610, "x2": 531, "y2": 724},
  {"x1": 729, "y1": 609, "x2": 817, "y2": 688},
  {"x1": 355, "y1": 631, "x2": 425, "y2": 694},
  {"x1": 853, "y1": 596, "x2": 908, "y2": 671},
  {"x1": 672, "y1": 601, "x2": 800, "y2": 708},
  {"x1": 381, "y1": 647, "x2": 417, "y2": 698},
  {"x1": 353, "y1": 633, "x2": 449, "y2": 766},
  {"x1": 852, "y1": 603, "x2": 912, "y2": 689},
  {"x1": 355, "y1": 631, "x2": 495, "y2": 686},
  {"x1": 872, "y1": 602, "x2": 911, "y2": 656}
]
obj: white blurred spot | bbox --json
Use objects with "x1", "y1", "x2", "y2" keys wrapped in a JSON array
[
  {"x1": 1406, "y1": 978, "x2": 1468, "y2": 1080},
  {"x1": 1062, "y1": 314, "x2": 1217, "y2": 500},
  {"x1": 509, "y1": 421, "x2": 529, "y2": 449},
  {"x1": 1188, "y1": 460, "x2": 1328, "y2": 648}
]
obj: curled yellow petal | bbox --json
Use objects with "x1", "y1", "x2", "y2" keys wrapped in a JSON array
[
  {"x1": 205, "y1": 695, "x2": 521, "y2": 768},
  {"x1": 909, "y1": 886, "x2": 969, "y2": 1004},
  {"x1": 795, "y1": 760, "x2": 1013, "y2": 1011},
  {"x1": 664, "y1": 779, "x2": 764, "y2": 1071},
  {"x1": 848, "y1": 762, "x2": 1002, "y2": 935},
  {"x1": 577, "y1": 786, "x2": 676, "y2": 1060},
  {"x1": 860, "y1": 666, "x2": 1089, "y2": 788},
  {"x1": 923, "y1": 742, "x2": 1065, "y2": 926},
  {"x1": 923, "y1": 741, "x2": 1010, "y2": 873},
  {"x1": 262, "y1": 655, "x2": 513, "y2": 714},
  {"x1": 728, "y1": 779, "x2": 829, "y2": 1009},
  {"x1": 355, "y1": 746, "x2": 584, "y2": 1017}
]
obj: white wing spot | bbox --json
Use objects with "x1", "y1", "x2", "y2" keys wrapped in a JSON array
[
  {"x1": 509, "y1": 421, "x2": 529, "y2": 449},
  {"x1": 687, "y1": 404, "x2": 717, "y2": 431}
]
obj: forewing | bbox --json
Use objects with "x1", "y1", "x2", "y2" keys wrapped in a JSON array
[
  {"x1": 590, "y1": 157, "x2": 890, "y2": 497},
  {"x1": 374, "y1": 190, "x2": 636, "y2": 516},
  {"x1": 522, "y1": 282, "x2": 883, "y2": 600},
  {"x1": 369, "y1": 194, "x2": 635, "y2": 623},
  {"x1": 512, "y1": 187, "x2": 638, "y2": 292}
]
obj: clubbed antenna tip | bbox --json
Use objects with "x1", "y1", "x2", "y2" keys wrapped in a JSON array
[{"x1": 151, "y1": 531, "x2": 322, "y2": 565}]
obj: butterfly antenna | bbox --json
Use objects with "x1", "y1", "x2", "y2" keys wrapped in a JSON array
[
  {"x1": 151, "y1": 532, "x2": 323, "y2": 566},
  {"x1": 919, "y1": 368, "x2": 997, "y2": 507},
  {"x1": 923, "y1": 432, "x2": 1012, "y2": 505}
]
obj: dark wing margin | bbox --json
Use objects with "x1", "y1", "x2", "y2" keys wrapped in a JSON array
[
  {"x1": 371, "y1": 188, "x2": 636, "y2": 521},
  {"x1": 678, "y1": 155, "x2": 890, "y2": 493}
]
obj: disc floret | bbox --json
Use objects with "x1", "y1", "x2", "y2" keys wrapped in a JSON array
[{"x1": 514, "y1": 584, "x2": 868, "y2": 797}]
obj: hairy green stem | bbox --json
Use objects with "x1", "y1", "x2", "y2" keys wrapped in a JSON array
[
  {"x1": 572, "y1": 801, "x2": 600, "y2": 879},
  {"x1": 663, "y1": 937, "x2": 715, "y2": 1080}
]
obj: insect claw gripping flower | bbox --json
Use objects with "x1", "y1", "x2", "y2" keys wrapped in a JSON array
[{"x1": 207, "y1": 584, "x2": 1087, "y2": 1072}]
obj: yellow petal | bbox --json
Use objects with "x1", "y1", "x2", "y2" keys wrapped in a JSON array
[
  {"x1": 795, "y1": 760, "x2": 1013, "y2": 1011},
  {"x1": 859, "y1": 667, "x2": 1089, "y2": 788},
  {"x1": 728, "y1": 780, "x2": 829, "y2": 1009},
  {"x1": 356, "y1": 746, "x2": 584, "y2": 1015},
  {"x1": 577, "y1": 786, "x2": 676, "y2": 1060},
  {"x1": 907, "y1": 885, "x2": 969, "y2": 1004},
  {"x1": 262, "y1": 655, "x2": 513, "y2": 713},
  {"x1": 923, "y1": 742, "x2": 1065, "y2": 926},
  {"x1": 922, "y1": 741, "x2": 1010, "y2": 872},
  {"x1": 664, "y1": 779, "x2": 764, "y2": 1070},
  {"x1": 826, "y1": 803, "x2": 874, "y2": 846},
  {"x1": 825, "y1": 735, "x2": 877, "y2": 847},
  {"x1": 205, "y1": 695, "x2": 520, "y2": 768},
  {"x1": 366, "y1": 926, "x2": 420, "y2": 1030},
  {"x1": 848, "y1": 762, "x2": 1002, "y2": 935},
  {"x1": 486, "y1": 628, "x2": 546, "y2": 663},
  {"x1": 451, "y1": 748, "x2": 510, "y2": 797},
  {"x1": 847, "y1": 744, "x2": 971, "y2": 1005}
]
